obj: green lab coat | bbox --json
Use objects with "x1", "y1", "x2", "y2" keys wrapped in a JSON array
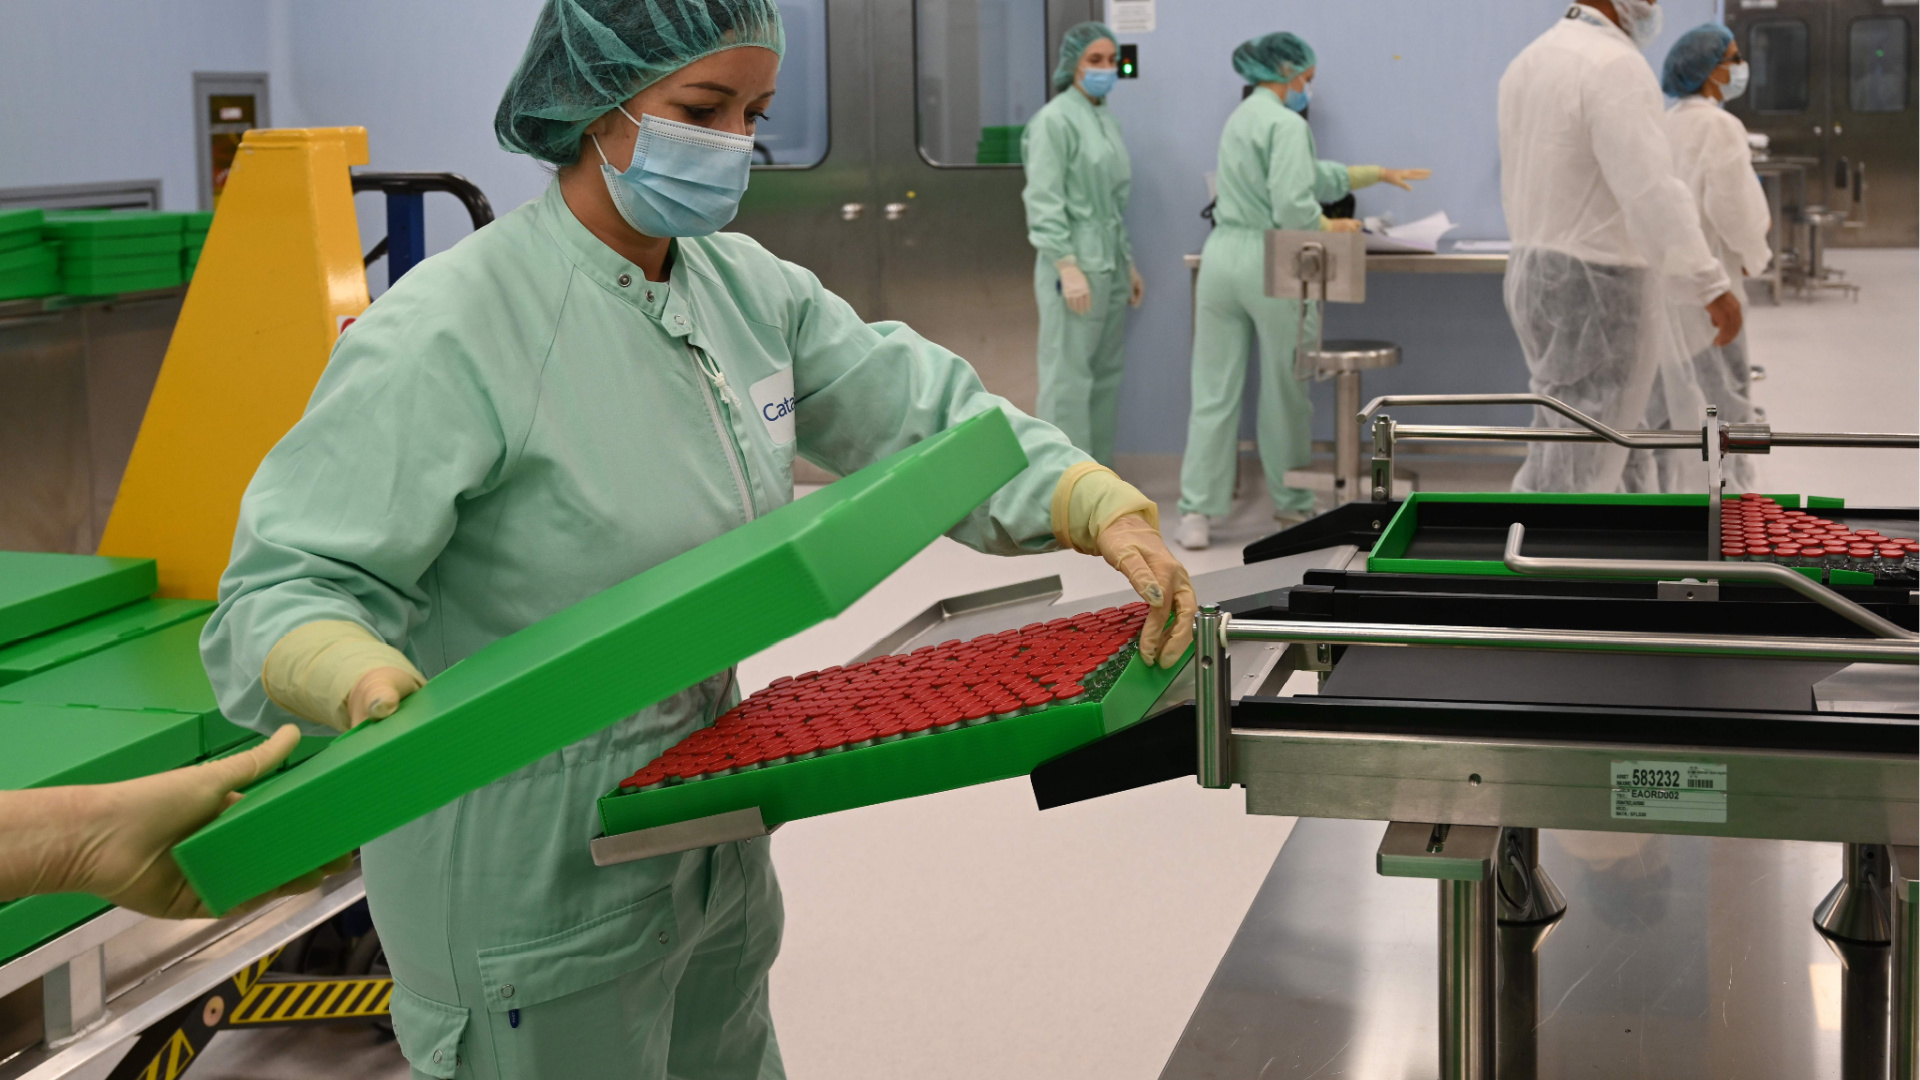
[
  {"x1": 201, "y1": 180, "x2": 1087, "y2": 1079},
  {"x1": 1022, "y1": 88, "x2": 1133, "y2": 465}
]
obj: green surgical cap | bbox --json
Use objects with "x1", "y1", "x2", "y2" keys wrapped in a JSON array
[
  {"x1": 1052, "y1": 22, "x2": 1118, "y2": 93},
  {"x1": 1232, "y1": 31, "x2": 1315, "y2": 86},
  {"x1": 496, "y1": 0, "x2": 786, "y2": 165}
]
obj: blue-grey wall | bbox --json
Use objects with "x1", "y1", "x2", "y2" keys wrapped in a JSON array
[{"x1": 2, "y1": 0, "x2": 1716, "y2": 446}]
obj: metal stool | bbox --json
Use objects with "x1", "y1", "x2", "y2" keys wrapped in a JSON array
[
  {"x1": 1796, "y1": 206, "x2": 1861, "y2": 301},
  {"x1": 1304, "y1": 339, "x2": 1401, "y2": 504}
]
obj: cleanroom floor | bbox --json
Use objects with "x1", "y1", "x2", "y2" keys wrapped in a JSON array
[{"x1": 182, "y1": 246, "x2": 1914, "y2": 1080}]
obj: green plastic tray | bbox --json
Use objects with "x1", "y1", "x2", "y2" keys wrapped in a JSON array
[
  {"x1": 0, "y1": 598, "x2": 214, "y2": 687},
  {"x1": 61, "y1": 250, "x2": 181, "y2": 275},
  {"x1": 184, "y1": 211, "x2": 214, "y2": 234},
  {"x1": 56, "y1": 233, "x2": 184, "y2": 258},
  {"x1": 43, "y1": 211, "x2": 186, "y2": 239},
  {"x1": 598, "y1": 647, "x2": 1183, "y2": 837},
  {"x1": 0, "y1": 701, "x2": 204, "y2": 790},
  {"x1": 0, "y1": 232, "x2": 41, "y2": 255},
  {"x1": 172, "y1": 409, "x2": 1031, "y2": 913},
  {"x1": 0, "y1": 552, "x2": 157, "y2": 650},
  {"x1": 0, "y1": 616, "x2": 250, "y2": 755},
  {"x1": 0, "y1": 270, "x2": 59, "y2": 301},
  {"x1": 60, "y1": 266, "x2": 183, "y2": 295},
  {"x1": 0, "y1": 208, "x2": 44, "y2": 241},
  {"x1": 0, "y1": 243, "x2": 55, "y2": 275}
]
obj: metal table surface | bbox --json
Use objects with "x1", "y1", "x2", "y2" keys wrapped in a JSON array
[
  {"x1": 1183, "y1": 251, "x2": 1508, "y2": 275},
  {"x1": 1160, "y1": 818, "x2": 1852, "y2": 1079}
]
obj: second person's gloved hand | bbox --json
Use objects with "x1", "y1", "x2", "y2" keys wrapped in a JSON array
[
  {"x1": 263, "y1": 621, "x2": 426, "y2": 733},
  {"x1": 1056, "y1": 257, "x2": 1093, "y2": 315},
  {"x1": 1128, "y1": 262, "x2": 1145, "y2": 308}
]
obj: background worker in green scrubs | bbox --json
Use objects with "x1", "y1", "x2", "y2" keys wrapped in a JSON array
[
  {"x1": 1174, "y1": 32, "x2": 1430, "y2": 551},
  {"x1": 1022, "y1": 21, "x2": 1142, "y2": 467},
  {"x1": 199, "y1": 2, "x2": 1196, "y2": 1077}
]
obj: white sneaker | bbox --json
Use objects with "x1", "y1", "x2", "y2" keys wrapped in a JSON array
[
  {"x1": 1273, "y1": 510, "x2": 1310, "y2": 530},
  {"x1": 1176, "y1": 513, "x2": 1211, "y2": 550}
]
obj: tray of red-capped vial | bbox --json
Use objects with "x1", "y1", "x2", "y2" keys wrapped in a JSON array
[
  {"x1": 597, "y1": 602, "x2": 1188, "y2": 839},
  {"x1": 1718, "y1": 493, "x2": 1919, "y2": 582}
]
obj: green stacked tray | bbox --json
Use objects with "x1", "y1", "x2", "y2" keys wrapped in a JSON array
[
  {"x1": 183, "y1": 210, "x2": 213, "y2": 280},
  {"x1": 45, "y1": 211, "x2": 186, "y2": 295},
  {"x1": 172, "y1": 409, "x2": 1032, "y2": 914},
  {"x1": 976, "y1": 124, "x2": 1025, "y2": 164},
  {"x1": 0, "y1": 551, "x2": 158, "y2": 650},
  {"x1": 0, "y1": 209, "x2": 57, "y2": 301}
]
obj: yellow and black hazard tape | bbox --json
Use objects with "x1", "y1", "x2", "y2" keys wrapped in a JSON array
[{"x1": 229, "y1": 976, "x2": 393, "y2": 1025}]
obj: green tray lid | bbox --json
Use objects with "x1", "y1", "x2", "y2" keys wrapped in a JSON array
[
  {"x1": 0, "y1": 552, "x2": 156, "y2": 650},
  {"x1": 0, "y1": 598, "x2": 213, "y2": 688},
  {"x1": 0, "y1": 244, "x2": 56, "y2": 276},
  {"x1": 43, "y1": 210, "x2": 187, "y2": 239},
  {"x1": 0, "y1": 701, "x2": 204, "y2": 791},
  {"x1": 183, "y1": 211, "x2": 215, "y2": 233},
  {"x1": 172, "y1": 409, "x2": 1031, "y2": 912},
  {"x1": 0, "y1": 208, "x2": 44, "y2": 237},
  {"x1": 56, "y1": 232, "x2": 185, "y2": 258},
  {"x1": 61, "y1": 250, "x2": 182, "y2": 274},
  {"x1": 60, "y1": 267, "x2": 184, "y2": 295}
]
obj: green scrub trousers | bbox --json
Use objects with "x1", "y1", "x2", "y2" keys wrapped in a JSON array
[{"x1": 1033, "y1": 257, "x2": 1129, "y2": 466}]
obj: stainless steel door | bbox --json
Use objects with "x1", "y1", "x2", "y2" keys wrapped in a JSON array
[
  {"x1": 1731, "y1": 0, "x2": 1918, "y2": 247},
  {"x1": 730, "y1": 0, "x2": 882, "y2": 315},
  {"x1": 1828, "y1": 3, "x2": 1917, "y2": 246},
  {"x1": 868, "y1": 0, "x2": 1041, "y2": 413}
]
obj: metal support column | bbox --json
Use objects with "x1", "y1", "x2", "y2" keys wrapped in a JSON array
[
  {"x1": 1496, "y1": 827, "x2": 1567, "y2": 1079},
  {"x1": 1894, "y1": 845, "x2": 1917, "y2": 1080},
  {"x1": 1816, "y1": 842, "x2": 1896, "y2": 1079},
  {"x1": 1335, "y1": 370, "x2": 1363, "y2": 505},
  {"x1": 42, "y1": 945, "x2": 106, "y2": 1046},
  {"x1": 1194, "y1": 605, "x2": 1232, "y2": 790},
  {"x1": 1379, "y1": 821, "x2": 1500, "y2": 1080}
]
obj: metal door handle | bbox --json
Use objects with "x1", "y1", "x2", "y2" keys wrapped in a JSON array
[
  {"x1": 840, "y1": 203, "x2": 865, "y2": 221},
  {"x1": 1836, "y1": 156, "x2": 1850, "y2": 189},
  {"x1": 883, "y1": 202, "x2": 908, "y2": 221}
]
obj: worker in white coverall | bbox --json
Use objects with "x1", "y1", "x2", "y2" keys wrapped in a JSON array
[{"x1": 1499, "y1": 0, "x2": 1744, "y2": 494}]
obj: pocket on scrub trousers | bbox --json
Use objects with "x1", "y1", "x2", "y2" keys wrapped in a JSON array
[{"x1": 388, "y1": 979, "x2": 470, "y2": 1079}]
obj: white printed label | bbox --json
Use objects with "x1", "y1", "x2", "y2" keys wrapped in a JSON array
[
  {"x1": 1611, "y1": 760, "x2": 1728, "y2": 823},
  {"x1": 1107, "y1": 0, "x2": 1155, "y2": 32},
  {"x1": 748, "y1": 369, "x2": 796, "y2": 445}
]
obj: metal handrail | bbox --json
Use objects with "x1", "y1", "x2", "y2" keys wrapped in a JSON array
[
  {"x1": 1502, "y1": 523, "x2": 1917, "y2": 641},
  {"x1": 1358, "y1": 393, "x2": 1919, "y2": 451},
  {"x1": 1220, "y1": 618, "x2": 1917, "y2": 664}
]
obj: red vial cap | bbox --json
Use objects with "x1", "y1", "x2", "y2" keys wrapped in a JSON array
[{"x1": 1880, "y1": 545, "x2": 1904, "y2": 556}]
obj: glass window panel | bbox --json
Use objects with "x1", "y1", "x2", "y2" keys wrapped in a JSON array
[
  {"x1": 1749, "y1": 20, "x2": 1811, "y2": 114},
  {"x1": 754, "y1": 0, "x2": 829, "y2": 168},
  {"x1": 916, "y1": 0, "x2": 1049, "y2": 167},
  {"x1": 1849, "y1": 17, "x2": 1910, "y2": 114}
]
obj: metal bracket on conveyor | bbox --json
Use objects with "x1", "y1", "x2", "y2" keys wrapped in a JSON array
[
  {"x1": 590, "y1": 807, "x2": 778, "y2": 867},
  {"x1": 1377, "y1": 821, "x2": 1501, "y2": 1080}
]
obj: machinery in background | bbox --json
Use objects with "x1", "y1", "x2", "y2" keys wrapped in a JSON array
[{"x1": 1729, "y1": 0, "x2": 1918, "y2": 250}]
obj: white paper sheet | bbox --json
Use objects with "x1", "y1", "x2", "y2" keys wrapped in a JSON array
[
  {"x1": 1452, "y1": 239, "x2": 1514, "y2": 253},
  {"x1": 1363, "y1": 211, "x2": 1458, "y2": 254}
]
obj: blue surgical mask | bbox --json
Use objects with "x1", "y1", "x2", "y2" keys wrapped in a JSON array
[
  {"x1": 1284, "y1": 85, "x2": 1311, "y2": 113},
  {"x1": 592, "y1": 106, "x2": 754, "y2": 238},
  {"x1": 1721, "y1": 61, "x2": 1749, "y2": 102},
  {"x1": 1080, "y1": 66, "x2": 1119, "y2": 98}
]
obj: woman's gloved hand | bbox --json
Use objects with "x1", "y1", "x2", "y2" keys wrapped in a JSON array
[
  {"x1": 1324, "y1": 217, "x2": 1364, "y2": 234},
  {"x1": 1380, "y1": 167, "x2": 1433, "y2": 191},
  {"x1": 1052, "y1": 463, "x2": 1198, "y2": 667},
  {"x1": 1056, "y1": 257, "x2": 1093, "y2": 315},
  {"x1": 263, "y1": 621, "x2": 426, "y2": 733},
  {"x1": 1097, "y1": 514, "x2": 1198, "y2": 666},
  {"x1": 0, "y1": 726, "x2": 352, "y2": 919},
  {"x1": 1128, "y1": 262, "x2": 1146, "y2": 308}
]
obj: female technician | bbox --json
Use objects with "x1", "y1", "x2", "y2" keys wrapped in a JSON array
[
  {"x1": 1022, "y1": 21, "x2": 1141, "y2": 467},
  {"x1": 1174, "y1": 32, "x2": 1429, "y2": 550},
  {"x1": 199, "y1": 2, "x2": 1196, "y2": 1076}
]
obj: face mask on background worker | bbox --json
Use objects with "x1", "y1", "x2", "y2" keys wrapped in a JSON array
[
  {"x1": 1081, "y1": 65, "x2": 1119, "y2": 99},
  {"x1": 1284, "y1": 82, "x2": 1311, "y2": 113},
  {"x1": 1607, "y1": 0, "x2": 1665, "y2": 49},
  {"x1": 1720, "y1": 61, "x2": 1749, "y2": 102},
  {"x1": 592, "y1": 104, "x2": 754, "y2": 237}
]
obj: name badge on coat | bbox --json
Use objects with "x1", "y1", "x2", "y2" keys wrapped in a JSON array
[{"x1": 749, "y1": 369, "x2": 796, "y2": 445}]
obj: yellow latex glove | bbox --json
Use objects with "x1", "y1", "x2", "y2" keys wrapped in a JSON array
[
  {"x1": 1056, "y1": 256, "x2": 1093, "y2": 315},
  {"x1": 1322, "y1": 217, "x2": 1363, "y2": 234},
  {"x1": 0, "y1": 726, "x2": 352, "y2": 919},
  {"x1": 1380, "y1": 167, "x2": 1432, "y2": 191},
  {"x1": 263, "y1": 620, "x2": 425, "y2": 733},
  {"x1": 1051, "y1": 463, "x2": 1198, "y2": 667},
  {"x1": 1128, "y1": 262, "x2": 1145, "y2": 308}
]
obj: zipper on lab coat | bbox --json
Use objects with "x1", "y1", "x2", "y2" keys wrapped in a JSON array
[{"x1": 685, "y1": 341, "x2": 756, "y2": 524}]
